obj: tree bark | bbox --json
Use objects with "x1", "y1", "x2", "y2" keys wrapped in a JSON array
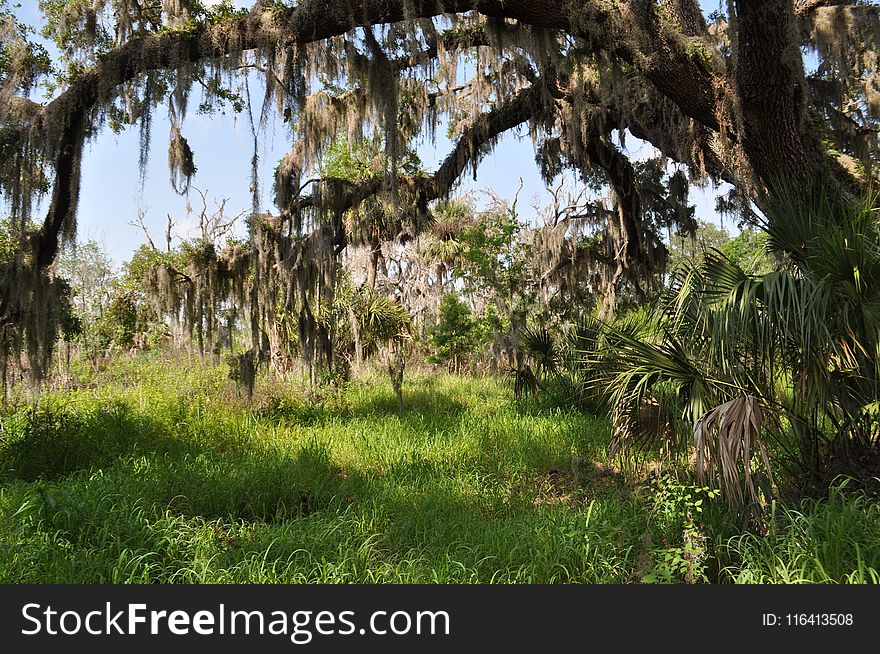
[
  {"x1": 733, "y1": 0, "x2": 860, "y2": 199},
  {"x1": 367, "y1": 231, "x2": 381, "y2": 289},
  {"x1": 349, "y1": 306, "x2": 364, "y2": 370}
]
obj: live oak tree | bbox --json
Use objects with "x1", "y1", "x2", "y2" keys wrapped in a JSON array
[{"x1": 1, "y1": 0, "x2": 878, "y2": 388}]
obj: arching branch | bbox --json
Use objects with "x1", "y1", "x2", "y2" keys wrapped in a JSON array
[
  {"x1": 795, "y1": 0, "x2": 856, "y2": 19},
  {"x1": 0, "y1": 0, "x2": 871, "y2": 275},
  {"x1": 292, "y1": 82, "x2": 543, "y2": 218},
  {"x1": 431, "y1": 84, "x2": 545, "y2": 196}
]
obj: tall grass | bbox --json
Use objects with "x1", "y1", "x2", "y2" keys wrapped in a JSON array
[
  {"x1": 0, "y1": 352, "x2": 877, "y2": 583},
  {"x1": 720, "y1": 481, "x2": 880, "y2": 583}
]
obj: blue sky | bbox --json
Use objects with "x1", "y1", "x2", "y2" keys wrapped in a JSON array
[{"x1": 11, "y1": 0, "x2": 731, "y2": 268}]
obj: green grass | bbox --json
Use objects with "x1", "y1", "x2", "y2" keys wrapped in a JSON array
[
  {"x1": 0, "y1": 352, "x2": 877, "y2": 583},
  {"x1": 720, "y1": 483, "x2": 880, "y2": 583}
]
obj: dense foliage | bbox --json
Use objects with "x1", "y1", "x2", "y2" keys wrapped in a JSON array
[
  {"x1": 0, "y1": 1, "x2": 878, "y2": 581},
  {"x1": 523, "y1": 188, "x2": 880, "y2": 505}
]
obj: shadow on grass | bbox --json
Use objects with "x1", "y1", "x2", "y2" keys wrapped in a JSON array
[
  {"x1": 0, "y1": 385, "x2": 641, "y2": 582},
  {"x1": 349, "y1": 388, "x2": 468, "y2": 419},
  {"x1": 0, "y1": 401, "x2": 203, "y2": 483},
  {"x1": 201, "y1": 465, "x2": 648, "y2": 583},
  {"x1": 0, "y1": 440, "x2": 365, "y2": 582},
  {"x1": 254, "y1": 387, "x2": 468, "y2": 426},
  {"x1": 0, "y1": 401, "x2": 364, "y2": 524}
]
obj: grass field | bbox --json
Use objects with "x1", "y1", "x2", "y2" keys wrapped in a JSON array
[{"x1": 1, "y1": 352, "x2": 878, "y2": 583}]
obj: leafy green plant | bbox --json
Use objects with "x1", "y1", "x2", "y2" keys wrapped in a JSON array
[
  {"x1": 427, "y1": 294, "x2": 485, "y2": 372},
  {"x1": 643, "y1": 477, "x2": 720, "y2": 584},
  {"x1": 720, "y1": 227, "x2": 774, "y2": 275},
  {"x1": 92, "y1": 288, "x2": 139, "y2": 350},
  {"x1": 570, "y1": 187, "x2": 880, "y2": 505}
]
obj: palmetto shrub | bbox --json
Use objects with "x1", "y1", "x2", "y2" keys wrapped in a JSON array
[{"x1": 527, "y1": 189, "x2": 880, "y2": 506}]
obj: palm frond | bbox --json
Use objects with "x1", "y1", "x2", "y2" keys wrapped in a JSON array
[
  {"x1": 520, "y1": 325, "x2": 557, "y2": 375},
  {"x1": 693, "y1": 395, "x2": 773, "y2": 508}
]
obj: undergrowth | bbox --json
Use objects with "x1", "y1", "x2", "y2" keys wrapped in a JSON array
[{"x1": 0, "y1": 352, "x2": 876, "y2": 583}]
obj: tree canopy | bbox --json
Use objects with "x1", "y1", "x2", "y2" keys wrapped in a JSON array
[{"x1": 1, "y1": 0, "x2": 879, "y2": 386}]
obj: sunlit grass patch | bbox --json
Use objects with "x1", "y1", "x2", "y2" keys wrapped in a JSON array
[{"x1": 0, "y1": 355, "x2": 877, "y2": 583}]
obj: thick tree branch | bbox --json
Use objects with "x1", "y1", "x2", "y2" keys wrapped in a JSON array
[
  {"x1": 293, "y1": 84, "x2": 542, "y2": 219},
  {"x1": 1, "y1": 0, "x2": 870, "y2": 275},
  {"x1": 430, "y1": 85, "x2": 544, "y2": 196},
  {"x1": 733, "y1": 0, "x2": 857, "y2": 196},
  {"x1": 795, "y1": 0, "x2": 856, "y2": 18},
  {"x1": 7, "y1": 1, "x2": 726, "y2": 153}
]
